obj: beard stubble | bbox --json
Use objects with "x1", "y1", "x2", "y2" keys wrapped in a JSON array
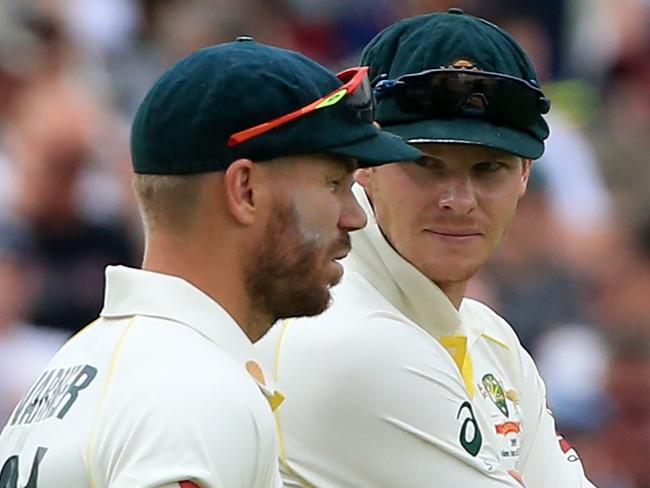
[{"x1": 245, "y1": 199, "x2": 348, "y2": 323}]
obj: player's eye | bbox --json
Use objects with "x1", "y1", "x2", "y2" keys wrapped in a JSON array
[
  {"x1": 328, "y1": 170, "x2": 355, "y2": 192},
  {"x1": 327, "y1": 178, "x2": 342, "y2": 191},
  {"x1": 474, "y1": 161, "x2": 504, "y2": 172},
  {"x1": 414, "y1": 156, "x2": 444, "y2": 170}
]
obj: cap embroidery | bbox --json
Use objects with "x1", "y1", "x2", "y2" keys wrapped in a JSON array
[{"x1": 441, "y1": 58, "x2": 480, "y2": 70}]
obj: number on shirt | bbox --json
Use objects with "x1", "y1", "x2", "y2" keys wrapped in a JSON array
[{"x1": 0, "y1": 447, "x2": 47, "y2": 488}]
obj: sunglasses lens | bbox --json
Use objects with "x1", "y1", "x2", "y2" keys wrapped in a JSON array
[
  {"x1": 491, "y1": 80, "x2": 540, "y2": 126},
  {"x1": 426, "y1": 74, "x2": 469, "y2": 114},
  {"x1": 384, "y1": 70, "x2": 546, "y2": 129}
]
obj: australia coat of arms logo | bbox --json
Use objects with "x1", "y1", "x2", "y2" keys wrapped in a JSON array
[{"x1": 481, "y1": 373, "x2": 509, "y2": 417}]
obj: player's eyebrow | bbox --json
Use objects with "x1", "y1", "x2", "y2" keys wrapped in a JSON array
[
  {"x1": 415, "y1": 155, "x2": 444, "y2": 166},
  {"x1": 327, "y1": 155, "x2": 357, "y2": 174},
  {"x1": 340, "y1": 156, "x2": 358, "y2": 173}
]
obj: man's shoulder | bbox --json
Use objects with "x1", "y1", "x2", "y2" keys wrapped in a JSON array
[
  {"x1": 257, "y1": 274, "x2": 461, "y2": 400},
  {"x1": 120, "y1": 315, "x2": 236, "y2": 362},
  {"x1": 286, "y1": 270, "x2": 412, "y2": 332},
  {"x1": 461, "y1": 297, "x2": 523, "y2": 348},
  {"x1": 257, "y1": 271, "x2": 427, "y2": 364},
  {"x1": 87, "y1": 316, "x2": 276, "y2": 488},
  {"x1": 92, "y1": 316, "x2": 271, "y2": 459},
  {"x1": 101, "y1": 316, "x2": 262, "y2": 411}
]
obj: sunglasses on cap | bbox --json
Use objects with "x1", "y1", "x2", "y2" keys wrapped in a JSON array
[
  {"x1": 373, "y1": 69, "x2": 551, "y2": 130},
  {"x1": 228, "y1": 66, "x2": 374, "y2": 147}
]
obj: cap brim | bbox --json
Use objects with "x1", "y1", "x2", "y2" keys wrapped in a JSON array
[
  {"x1": 323, "y1": 131, "x2": 423, "y2": 167},
  {"x1": 382, "y1": 118, "x2": 544, "y2": 159}
]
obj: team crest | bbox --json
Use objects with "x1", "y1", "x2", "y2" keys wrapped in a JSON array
[
  {"x1": 482, "y1": 373, "x2": 509, "y2": 417},
  {"x1": 441, "y1": 58, "x2": 480, "y2": 70}
]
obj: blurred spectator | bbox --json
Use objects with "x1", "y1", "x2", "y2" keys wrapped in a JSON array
[
  {"x1": 537, "y1": 109, "x2": 616, "y2": 271},
  {"x1": 591, "y1": 50, "x2": 650, "y2": 225},
  {"x1": 0, "y1": 221, "x2": 66, "y2": 426},
  {"x1": 62, "y1": 0, "x2": 141, "y2": 57},
  {"x1": 534, "y1": 323, "x2": 611, "y2": 433},
  {"x1": 0, "y1": 5, "x2": 40, "y2": 214},
  {"x1": 589, "y1": 212, "x2": 650, "y2": 333},
  {"x1": 5, "y1": 92, "x2": 138, "y2": 332},
  {"x1": 477, "y1": 170, "x2": 590, "y2": 350},
  {"x1": 0, "y1": 9, "x2": 139, "y2": 333},
  {"x1": 597, "y1": 331, "x2": 650, "y2": 488},
  {"x1": 567, "y1": 0, "x2": 650, "y2": 82},
  {"x1": 112, "y1": 0, "x2": 303, "y2": 115},
  {"x1": 494, "y1": 12, "x2": 616, "y2": 272}
]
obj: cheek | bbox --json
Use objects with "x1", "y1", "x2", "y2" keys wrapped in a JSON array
[
  {"x1": 372, "y1": 176, "x2": 428, "y2": 249},
  {"x1": 291, "y1": 190, "x2": 341, "y2": 238},
  {"x1": 480, "y1": 187, "x2": 523, "y2": 240}
]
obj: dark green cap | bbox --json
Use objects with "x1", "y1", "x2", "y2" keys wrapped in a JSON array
[
  {"x1": 361, "y1": 9, "x2": 550, "y2": 159},
  {"x1": 131, "y1": 38, "x2": 422, "y2": 174}
]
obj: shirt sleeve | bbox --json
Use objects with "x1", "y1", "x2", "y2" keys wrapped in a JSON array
[
  {"x1": 516, "y1": 346, "x2": 597, "y2": 487},
  {"x1": 269, "y1": 317, "x2": 525, "y2": 488}
]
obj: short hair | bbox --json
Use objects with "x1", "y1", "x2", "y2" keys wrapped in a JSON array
[{"x1": 132, "y1": 173, "x2": 208, "y2": 235}]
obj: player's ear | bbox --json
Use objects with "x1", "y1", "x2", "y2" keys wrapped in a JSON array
[
  {"x1": 223, "y1": 158, "x2": 257, "y2": 225},
  {"x1": 519, "y1": 158, "x2": 533, "y2": 198}
]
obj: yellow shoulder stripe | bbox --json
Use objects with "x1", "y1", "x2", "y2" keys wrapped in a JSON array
[
  {"x1": 480, "y1": 332, "x2": 510, "y2": 350},
  {"x1": 67, "y1": 318, "x2": 102, "y2": 342},
  {"x1": 86, "y1": 318, "x2": 136, "y2": 488},
  {"x1": 272, "y1": 320, "x2": 315, "y2": 488}
]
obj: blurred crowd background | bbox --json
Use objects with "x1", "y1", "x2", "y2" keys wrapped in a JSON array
[{"x1": 0, "y1": 0, "x2": 648, "y2": 486}]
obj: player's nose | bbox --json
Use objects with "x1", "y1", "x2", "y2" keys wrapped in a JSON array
[
  {"x1": 438, "y1": 175, "x2": 477, "y2": 215},
  {"x1": 339, "y1": 191, "x2": 367, "y2": 231}
]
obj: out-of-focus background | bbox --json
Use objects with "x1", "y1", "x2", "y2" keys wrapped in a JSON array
[{"x1": 0, "y1": 0, "x2": 648, "y2": 485}]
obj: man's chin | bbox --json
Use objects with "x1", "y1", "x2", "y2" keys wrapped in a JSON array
[
  {"x1": 273, "y1": 284, "x2": 332, "y2": 321},
  {"x1": 303, "y1": 285, "x2": 333, "y2": 317},
  {"x1": 422, "y1": 260, "x2": 483, "y2": 285},
  {"x1": 299, "y1": 299, "x2": 332, "y2": 318}
]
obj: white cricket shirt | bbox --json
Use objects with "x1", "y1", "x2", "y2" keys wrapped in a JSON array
[
  {"x1": 0, "y1": 266, "x2": 283, "y2": 488},
  {"x1": 257, "y1": 185, "x2": 595, "y2": 488}
]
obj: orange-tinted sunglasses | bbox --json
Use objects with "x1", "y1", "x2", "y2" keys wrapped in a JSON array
[{"x1": 228, "y1": 66, "x2": 374, "y2": 147}]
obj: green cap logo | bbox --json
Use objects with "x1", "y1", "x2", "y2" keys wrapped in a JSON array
[{"x1": 482, "y1": 373, "x2": 508, "y2": 417}]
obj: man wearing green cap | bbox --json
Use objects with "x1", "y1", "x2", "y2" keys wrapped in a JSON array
[
  {"x1": 0, "y1": 39, "x2": 420, "y2": 487},
  {"x1": 258, "y1": 10, "x2": 595, "y2": 488}
]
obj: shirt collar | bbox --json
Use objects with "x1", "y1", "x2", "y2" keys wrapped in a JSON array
[
  {"x1": 100, "y1": 265, "x2": 282, "y2": 402},
  {"x1": 346, "y1": 184, "x2": 460, "y2": 337}
]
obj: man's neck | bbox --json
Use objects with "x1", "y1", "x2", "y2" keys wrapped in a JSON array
[
  {"x1": 435, "y1": 280, "x2": 468, "y2": 310},
  {"x1": 142, "y1": 241, "x2": 272, "y2": 343}
]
